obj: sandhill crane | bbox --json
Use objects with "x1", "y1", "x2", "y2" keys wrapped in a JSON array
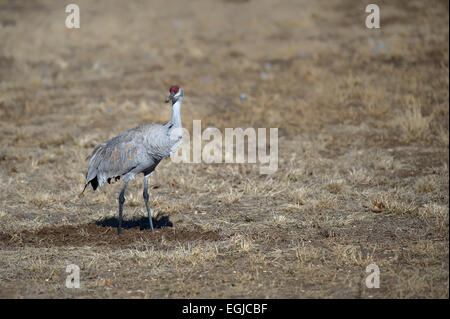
[{"x1": 81, "y1": 85, "x2": 184, "y2": 235}]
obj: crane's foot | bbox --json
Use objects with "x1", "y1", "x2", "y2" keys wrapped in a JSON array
[{"x1": 149, "y1": 217, "x2": 154, "y2": 232}]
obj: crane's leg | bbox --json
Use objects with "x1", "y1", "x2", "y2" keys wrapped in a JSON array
[
  {"x1": 143, "y1": 174, "x2": 154, "y2": 232},
  {"x1": 118, "y1": 181, "x2": 128, "y2": 235}
]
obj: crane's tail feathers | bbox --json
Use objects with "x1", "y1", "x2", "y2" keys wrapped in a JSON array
[
  {"x1": 78, "y1": 177, "x2": 99, "y2": 198},
  {"x1": 78, "y1": 184, "x2": 88, "y2": 198},
  {"x1": 86, "y1": 143, "x2": 107, "y2": 162}
]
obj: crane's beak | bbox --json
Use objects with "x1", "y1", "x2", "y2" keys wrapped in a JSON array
[{"x1": 166, "y1": 92, "x2": 175, "y2": 103}]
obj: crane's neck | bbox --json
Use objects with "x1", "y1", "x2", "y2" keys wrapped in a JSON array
[{"x1": 170, "y1": 97, "x2": 183, "y2": 128}]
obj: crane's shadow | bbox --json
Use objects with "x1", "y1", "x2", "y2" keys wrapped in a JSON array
[{"x1": 95, "y1": 215, "x2": 173, "y2": 231}]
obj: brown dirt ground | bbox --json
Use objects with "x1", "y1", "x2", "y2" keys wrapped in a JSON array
[{"x1": 0, "y1": 0, "x2": 448, "y2": 298}]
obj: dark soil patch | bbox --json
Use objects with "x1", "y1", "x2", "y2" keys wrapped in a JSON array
[{"x1": 0, "y1": 222, "x2": 221, "y2": 249}]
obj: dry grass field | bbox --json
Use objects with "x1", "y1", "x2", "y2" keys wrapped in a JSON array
[{"x1": 0, "y1": 0, "x2": 448, "y2": 298}]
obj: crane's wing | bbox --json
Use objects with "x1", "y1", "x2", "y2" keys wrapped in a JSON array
[
  {"x1": 83, "y1": 126, "x2": 149, "y2": 191},
  {"x1": 81, "y1": 124, "x2": 171, "y2": 194}
]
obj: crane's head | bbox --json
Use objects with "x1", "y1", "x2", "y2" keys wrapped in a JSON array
[{"x1": 166, "y1": 85, "x2": 183, "y2": 103}]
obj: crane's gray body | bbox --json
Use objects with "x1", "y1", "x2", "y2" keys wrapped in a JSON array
[
  {"x1": 85, "y1": 122, "x2": 181, "y2": 190},
  {"x1": 82, "y1": 87, "x2": 184, "y2": 235}
]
